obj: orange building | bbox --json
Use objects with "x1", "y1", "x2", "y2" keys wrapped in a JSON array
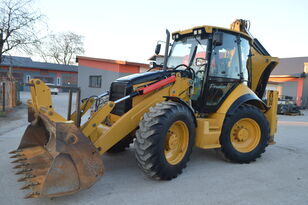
[
  {"x1": 268, "y1": 57, "x2": 308, "y2": 107},
  {"x1": 76, "y1": 56, "x2": 149, "y2": 98}
]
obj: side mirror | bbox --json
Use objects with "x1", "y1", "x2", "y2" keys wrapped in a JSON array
[
  {"x1": 213, "y1": 32, "x2": 223, "y2": 47},
  {"x1": 195, "y1": 58, "x2": 207, "y2": 66},
  {"x1": 155, "y1": 44, "x2": 161, "y2": 55},
  {"x1": 149, "y1": 61, "x2": 163, "y2": 69}
]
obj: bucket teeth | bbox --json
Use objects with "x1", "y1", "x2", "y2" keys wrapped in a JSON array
[
  {"x1": 20, "y1": 182, "x2": 39, "y2": 190},
  {"x1": 15, "y1": 168, "x2": 32, "y2": 175},
  {"x1": 24, "y1": 192, "x2": 40, "y2": 199},
  {"x1": 11, "y1": 158, "x2": 27, "y2": 163},
  {"x1": 13, "y1": 163, "x2": 29, "y2": 169},
  {"x1": 17, "y1": 174, "x2": 35, "y2": 182},
  {"x1": 10, "y1": 154, "x2": 24, "y2": 159},
  {"x1": 9, "y1": 149, "x2": 22, "y2": 154}
]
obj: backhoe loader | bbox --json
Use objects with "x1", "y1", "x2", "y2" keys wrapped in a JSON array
[{"x1": 9, "y1": 19, "x2": 279, "y2": 199}]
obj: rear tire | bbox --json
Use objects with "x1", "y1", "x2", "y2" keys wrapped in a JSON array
[
  {"x1": 134, "y1": 101, "x2": 195, "y2": 180},
  {"x1": 220, "y1": 104, "x2": 269, "y2": 163}
]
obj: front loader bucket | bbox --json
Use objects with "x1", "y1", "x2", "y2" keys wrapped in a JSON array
[{"x1": 9, "y1": 113, "x2": 104, "y2": 198}]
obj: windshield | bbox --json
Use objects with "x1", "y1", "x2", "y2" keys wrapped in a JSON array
[
  {"x1": 167, "y1": 36, "x2": 208, "y2": 101},
  {"x1": 167, "y1": 36, "x2": 208, "y2": 72}
]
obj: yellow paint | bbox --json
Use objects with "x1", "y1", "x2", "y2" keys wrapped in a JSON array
[
  {"x1": 172, "y1": 24, "x2": 251, "y2": 39},
  {"x1": 195, "y1": 118, "x2": 221, "y2": 149},
  {"x1": 250, "y1": 48, "x2": 278, "y2": 92},
  {"x1": 81, "y1": 101, "x2": 115, "y2": 141},
  {"x1": 194, "y1": 83, "x2": 258, "y2": 149},
  {"x1": 70, "y1": 97, "x2": 95, "y2": 122},
  {"x1": 230, "y1": 118, "x2": 261, "y2": 153},
  {"x1": 28, "y1": 79, "x2": 67, "y2": 122},
  {"x1": 164, "y1": 120, "x2": 189, "y2": 165},
  {"x1": 265, "y1": 90, "x2": 278, "y2": 139}
]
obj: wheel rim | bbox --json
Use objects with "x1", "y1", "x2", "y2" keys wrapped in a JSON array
[
  {"x1": 164, "y1": 120, "x2": 189, "y2": 165},
  {"x1": 230, "y1": 118, "x2": 261, "y2": 153}
]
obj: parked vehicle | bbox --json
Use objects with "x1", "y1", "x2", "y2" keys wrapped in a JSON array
[{"x1": 45, "y1": 83, "x2": 59, "y2": 95}]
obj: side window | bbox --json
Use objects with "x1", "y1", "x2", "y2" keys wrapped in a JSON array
[
  {"x1": 240, "y1": 38, "x2": 250, "y2": 82},
  {"x1": 209, "y1": 33, "x2": 240, "y2": 79},
  {"x1": 191, "y1": 43, "x2": 207, "y2": 101},
  {"x1": 89, "y1": 76, "x2": 102, "y2": 88}
]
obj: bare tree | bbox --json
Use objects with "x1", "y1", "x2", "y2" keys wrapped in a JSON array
[
  {"x1": 0, "y1": 0, "x2": 43, "y2": 63},
  {"x1": 37, "y1": 32, "x2": 85, "y2": 65}
]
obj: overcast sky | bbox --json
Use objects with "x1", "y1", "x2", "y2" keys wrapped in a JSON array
[{"x1": 36, "y1": 0, "x2": 308, "y2": 63}]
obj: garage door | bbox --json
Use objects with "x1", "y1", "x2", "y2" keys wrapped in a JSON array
[{"x1": 281, "y1": 81, "x2": 297, "y2": 99}]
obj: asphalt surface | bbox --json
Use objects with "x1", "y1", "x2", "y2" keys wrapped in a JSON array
[{"x1": 0, "y1": 92, "x2": 307, "y2": 205}]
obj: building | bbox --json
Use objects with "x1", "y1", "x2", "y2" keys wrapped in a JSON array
[
  {"x1": 269, "y1": 57, "x2": 308, "y2": 106},
  {"x1": 0, "y1": 55, "x2": 78, "y2": 91},
  {"x1": 77, "y1": 56, "x2": 149, "y2": 98}
]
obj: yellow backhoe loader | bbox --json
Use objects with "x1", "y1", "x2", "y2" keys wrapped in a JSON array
[{"x1": 9, "y1": 19, "x2": 279, "y2": 199}]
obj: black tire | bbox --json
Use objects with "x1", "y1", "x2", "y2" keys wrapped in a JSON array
[
  {"x1": 134, "y1": 101, "x2": 195, "y2": 180},
  {"x1": 107, "y1": 133, "x2": 135, "y2": 153},
  {"x1": 220, "y1": 104, "x2": 269, "y2": 163}
]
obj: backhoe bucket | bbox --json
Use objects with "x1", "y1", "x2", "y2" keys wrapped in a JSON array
[{"x1": 9, "y1": 112, "x2": 104, "y2": 198}]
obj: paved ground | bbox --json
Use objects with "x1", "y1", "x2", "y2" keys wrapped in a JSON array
[{"x1": 0, "y1": 92, "x2": 307, "y2": 205}]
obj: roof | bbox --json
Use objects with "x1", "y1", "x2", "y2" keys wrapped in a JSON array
[
  {"x1": 76, "y1": 56, "x2": 149, "y2": 68},
  {"x1": 173, "y1": 24, "x2": 251, "y2": 40},
  {"x1": 271, "y1": 56, "x2": 308, "y2": 75},
  {"x1": 0, "y1": 55, "x2": 78, "y2": 72}
]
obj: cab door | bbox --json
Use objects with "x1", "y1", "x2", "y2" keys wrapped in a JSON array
[{"x1": 201, "y1": 32, "x2": 243, "y2": 113}]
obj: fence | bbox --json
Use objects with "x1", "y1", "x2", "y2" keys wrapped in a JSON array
[{"x1": 0, "y1": 80, "x2": 20, "y2": 112}]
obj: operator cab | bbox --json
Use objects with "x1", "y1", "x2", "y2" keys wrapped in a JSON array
[{"x1": 158, "y1": 28, "x2": 252, "y2": 113}]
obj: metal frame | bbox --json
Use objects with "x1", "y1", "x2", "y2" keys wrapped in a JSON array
[
  {"x1": 26, "y1": 83, "x2": 82, "y2": 127},
  {"x1": 46, "y1": 84, "x2": 82, "y2": 127}
]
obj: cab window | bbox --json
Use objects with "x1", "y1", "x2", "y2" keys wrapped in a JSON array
[
  {"x1": 209, "y1": 33, "x2": 240, "y2": 79},
  {"x1": 240, "y1": 38, "x2": 250, "y2": 82}
]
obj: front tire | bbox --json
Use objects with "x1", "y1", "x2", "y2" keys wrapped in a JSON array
[
  {"x1": 220, "y1": 104, "x2": 269, "y2": 163},
  {"x1": 134, "y1": 101, "x2": 195, "y2": 180}
]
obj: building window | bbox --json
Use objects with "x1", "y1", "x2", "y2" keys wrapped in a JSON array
[
  {"x1": 26, "y1": 75, "x2": 31, "y2": 83},
  {"x1": 89, "y1": 76, "x2": 102, "y2": 88},
  {"x1": 57, "y1": 77, "x2": 61, "y2": 86}
]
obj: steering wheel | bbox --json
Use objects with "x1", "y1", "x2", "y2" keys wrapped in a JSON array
[{"x1": 173, "y1": 64, "x2": 195, "y2": 80}]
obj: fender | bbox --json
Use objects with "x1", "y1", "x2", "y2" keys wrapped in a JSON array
[
  {"x1": 164, "y1": 96, "x2": 197, "y2": 127},
  {"x1": 227, "y1": 93, "x2": 267, "y2": 115}
]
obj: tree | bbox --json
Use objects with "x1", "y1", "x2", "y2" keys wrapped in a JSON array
[
  {"x1": 0, "y1": 0, "x2": 43, "y2": 63},
  {"x1": 38, "y1": 32, "x2": 85, "y2": 65}
]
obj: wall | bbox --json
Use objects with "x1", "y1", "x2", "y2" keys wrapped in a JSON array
[
  {"x1": 302, "y1": 77, "x2": 308, "y2": 107},
  {"x1": 78, "y1": 65, "x2": 131, "y2": 99}
]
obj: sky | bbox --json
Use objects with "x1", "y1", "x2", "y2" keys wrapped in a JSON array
[{"x1": 34, "y1": 0, "x2": 308, "y2": 63}]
